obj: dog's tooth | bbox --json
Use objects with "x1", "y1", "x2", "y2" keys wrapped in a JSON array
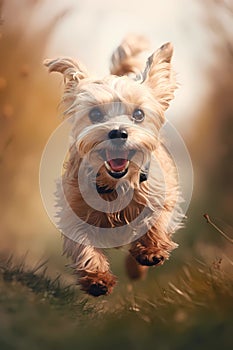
[
  {"x1": 104, "y1": 161, "x2": 112, "y2": 171},
  {"x1": 123, "y1": 161, "x2": 129, "y2": 171},
  {"x1": 104, "y1": 160, "x2": 129, "y2": 174}
]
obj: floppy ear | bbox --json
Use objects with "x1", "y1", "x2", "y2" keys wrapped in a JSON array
[
  {"x1": 141, "y1": 43, "x2": 177, "y2": 111},
  {"x1": 44, "y1": 57, "x2": 89, "y2": 115},
  {"x1": 43, "y1": 57, "x2": 88, "y2": 82}
]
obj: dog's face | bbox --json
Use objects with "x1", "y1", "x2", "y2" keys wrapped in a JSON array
[
  {"x1": 72, "y1": 76, "x2": 163, "y2": 185},
  {"x1": 44, "y1": 43, "x2": 176, "y2": 188}
]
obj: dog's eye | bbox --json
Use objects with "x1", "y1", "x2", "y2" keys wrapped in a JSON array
[
  {"x1": 89, "y1": 107, "x2": 104, "y2": 123},
  {"x1": 132, "y1": 108, "x2": 145, "y2": 122}
]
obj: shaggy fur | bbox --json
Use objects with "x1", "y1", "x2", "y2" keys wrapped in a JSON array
[{"x1": 44, "y1": 35, "x2": 183, "y2": 296}]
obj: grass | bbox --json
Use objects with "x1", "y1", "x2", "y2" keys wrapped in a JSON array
[{"x1": 0, "y1": 253, "x2": 232, "y2": 350}]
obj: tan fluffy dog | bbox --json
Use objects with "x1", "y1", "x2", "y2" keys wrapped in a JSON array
[{"x1": 44, "y1": 35, "x2": 183, "y2": 296}]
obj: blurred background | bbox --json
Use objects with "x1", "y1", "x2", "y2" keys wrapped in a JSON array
[
  {"x1": 0, "y1": 0, "x2": 232, "y2": 263},
  {"x1": 0, "y1": 0, "x2": 232, "y2": 349}
]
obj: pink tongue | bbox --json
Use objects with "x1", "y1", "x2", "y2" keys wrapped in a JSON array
[
  {"x1": 106, "y1": 149, "x2": 129, "y2": 172},
  {"x1": 108, "y1": 159, "x2": 128, "y2": 172}
]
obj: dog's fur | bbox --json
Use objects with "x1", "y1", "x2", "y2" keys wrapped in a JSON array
[{"x1": 44, "y1": 35, "x2": 183, "y2": 297}]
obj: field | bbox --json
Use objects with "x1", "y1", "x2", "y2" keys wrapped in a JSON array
[{"x1": 0, "y1": 240, "x2": 233, "y2": 350}]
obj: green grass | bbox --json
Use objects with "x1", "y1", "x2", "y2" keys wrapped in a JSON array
[{"x1": 0, "y1": 254, "x2": 232, "y2": 350}]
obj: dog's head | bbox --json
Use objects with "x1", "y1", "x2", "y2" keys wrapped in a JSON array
[{"x1": 44, "y1": 42, "x2": 177, "y2": 189}]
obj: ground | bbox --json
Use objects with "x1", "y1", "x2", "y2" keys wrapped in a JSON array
[{"x1": 0, "y1": 250, "x2": 232, "y2": 350}]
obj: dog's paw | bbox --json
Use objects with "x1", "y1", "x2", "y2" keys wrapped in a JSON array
[
  {"x1": 129, "y1": 245, "x2": 168, "y2": 267},
  {"x1": 78, "y1": 271, "x2": 117, "y2": 297},
  {"x1": 135, "y1": 253, "x2": 165, "y2": 266}
]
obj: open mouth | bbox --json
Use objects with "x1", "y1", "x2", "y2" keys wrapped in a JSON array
[{"x1": 104, "y1": 150, "x2": 130, "y2": 179}]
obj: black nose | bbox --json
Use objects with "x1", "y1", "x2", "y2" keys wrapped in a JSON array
[{"x1": 108, "y1": 129, "x2": 128, "y2": 141}]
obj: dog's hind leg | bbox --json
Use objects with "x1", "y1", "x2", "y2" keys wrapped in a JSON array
[
  {"x1": 63, "y1": 237, "x2": 116, "y2": 296},
  {"x1": 110, "y1": 34, "x2": 150, "y2": 76},
  {"x1": 125, "y1": 253, "x2": 148, "y2": 280}
]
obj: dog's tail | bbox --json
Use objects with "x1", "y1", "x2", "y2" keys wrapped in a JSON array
[{"x1": 110, "y1": 34, "x2": 150, "y2": 76}]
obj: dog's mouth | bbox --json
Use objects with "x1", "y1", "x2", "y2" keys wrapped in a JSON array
[{"x1": 104, "y1": 150, "x2": 131, "y2": 179}]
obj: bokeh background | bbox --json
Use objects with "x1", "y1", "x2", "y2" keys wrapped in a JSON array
[{"x1": 0, "y1": 1, "x2": 232, "y2": 349}]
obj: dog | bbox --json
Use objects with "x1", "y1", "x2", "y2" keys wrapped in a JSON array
[{"x1": 44, "y1": 35, "x2": 183, "y2": 297}]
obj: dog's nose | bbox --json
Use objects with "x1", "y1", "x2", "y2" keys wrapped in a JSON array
[{"x1": 108, "y1": 129, "x2": 128, "y2": 141}]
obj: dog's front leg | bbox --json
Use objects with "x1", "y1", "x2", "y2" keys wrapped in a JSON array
[
  {"x1": 129, "y1": 226, "x2": 178, "y2": 267},
  {"x1": 63, "y1": 237, "x2": 116, "y2": 296}
]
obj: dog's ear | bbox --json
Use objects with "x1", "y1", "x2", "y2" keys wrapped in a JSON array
[
  {"x1": 141, "y1": 43, "x2": 177, "y2": 111},
  {"x1": 44, "y1": 58, "x2": 89, "y2": 116},
  {"x1": 43, "y1": 57, "x2": 88, "y2": 82}
]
